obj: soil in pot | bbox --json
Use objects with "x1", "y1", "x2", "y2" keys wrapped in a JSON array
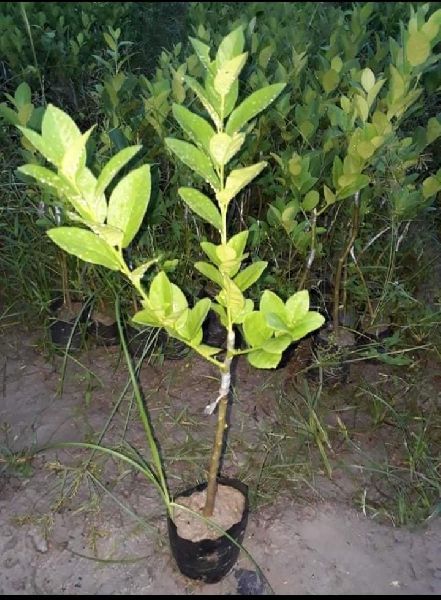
[
  {"x1": 168, "y1": 479, "x2": 249, "y2": 584},
  {"x1": 49, "y1": 299, "x2": 88, "y2": 352}
]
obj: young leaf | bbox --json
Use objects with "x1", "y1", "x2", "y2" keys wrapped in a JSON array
[
  {"x1": 76, "y1": 167, "x2": 107, "y2": 223},
  {"x1": 194, "y1": 262, "x2": 223, "y2": 287},
  {"x1": 262, "y1": 335, "x2": 292, "y2": 354},
  {"x1": 165, "y1": 138, "x2": 219, "y2": 190},
  {"x1": 260, "y1": 290, "x2": 287, "y2": 319},
  {"x1": 14, "y1": 82, "x2": 32, "y2": 106},
  {"x1": 214, "y1": 52, "x2": 248, "y2": 96},
  {"x1": 172, "y1": 104, "x2": 215, "y2": 154},
  {"x1": 42, "y1": 104, "x2": 81, "y2": 166},
  {"x1": 132, "y1": 306, "x2": 161, "y2": 327},
  {"x1": 216, "y1": 26, "x2": 245, "y2": 66},
  {"x1": 185, "y1": 76, "x2": 222, "y2": 130},
  {"x1": 302, "y1": 190, "x2": 319, "y2": 211},
  {"x1": 289, "y1": 312, "x2": 325, "y2": 340},
  {"x1": 95, "y1": 145, "x2": 142, "y2": 197},
  {"x1": 18, "y1": 164, "x2": 77, "y2": 201},
  {"x1": 17, "y1": 127, "x2": 60, "y2": 166},
  {"x1": 406, "y1": 31, "x2": 431, "y2": 66},
  {"x1": 178, "y1": 187, "x2": 222, "y2": 230},
  {"x1": 187, "y1": 298, "x2": 211, "y2": 338},
  {"x1": 61, "y1": 126, "x2": 94, "y2": 180},
  {"x1": 243, "y1": 311, "x2": 273, "y2": 347},
  {"x1": 149, "y1": 271, "x2": 174, "y2": 314},
  {"x1": 226, "y1": 83, "x2": 286, "y2": 134},
  {"x1": 247, "y1": 348, "x2": 282, "y2": 369},
  {"x1": 233, "y1": 261, "x2": 267, "y2": 291},
  {"x1": 209, "y1": 132, "x2": 245, "y2": 166},
  {"x1": 228, "y1": 231, "x2": 249, "y2": 257},
  {"x1": 265, "y1": 312, "x2": 291, "y2": 333},
  {"x1": 217, "y1": 162, "x2": 267, "y2": 205},
  {"x1": 285, "y1": 290, "x2": 310, "y2": 324},
  {"x1": 47, "y1": 227, "x2": 121, "y2": 270},
  {"x1": 189, "y1": 37, "x2": 212, "y2": 71},
  {"x1": 107, "y1": 165, "x2": 151, "y2": 247},
  {"x1": 361, "y1": 68, "x2": 375, "y2": 93},
  {"x1": 200, "y1": 241, "x2": 220, "y2": 265}
]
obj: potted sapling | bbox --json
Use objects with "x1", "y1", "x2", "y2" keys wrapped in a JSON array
[{"x1": 17, "y1": 27, "x2": 325, "y2": 584}]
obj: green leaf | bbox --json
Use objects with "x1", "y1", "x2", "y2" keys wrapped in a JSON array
[
  {"x1": 262, "y1": 334, "x2": 292, "y2": 354},
  {"x1": 214, "y1": 52, "x2": 248, "y2": 96},
  {"x1": 228, "y1": 230, "x2": 249, "y2": 257},
  {"x1": 42, "y1": 104, "x2": 81, "y2": 166},
  {"x1": 149, "y1": 271, "x2": 174, "y2": 314},
  {"x1": 200, "y1": 241, "x2": 219, "y2": 265},
  {"x1": 165, "y1": 138, "x2": 219, "y2": 190},
  {"x1": 247, "y1": 348, "x2": 282, "y2": 369},
  {"x1": 178, "y1": 187, "x2": 222, "y2": 230},
  {"x1": 265, "y1": 312, "x2": 291, "y2": 333},
  {"x1": 302, "y1": 190, "x2": 319, "y2": 211},
  {"x1": 187, "y1": 298, "x2": 211, "y2": 338},
  {"x1": 331, "y1": 56, "x2": 343, "y2": 73},
  {"x1": 185, "y1": 76, "x2": 222, "y2": 130},
  {"x1": 243, "y1": 311, "x2": 273, "y2": 347},
  {"x1": 406, "y1": 31, "x2": 431, "y2": 67},
  {"x1": 337, "y1": 174, "x2": 370, "y2": 199},
  {"x1": 189, "y1": 37, "x2": 212, "y2": 70},
  {"x1": 195, "y1": 261, "x2": 223, "y2": 286},
  {"x1": 76, "y1": 167, "x2": 107, "y2": 223},
  {"x1": 17, "y1": 127, "x2": 60, "y2": 166},
  {"x1": 234, "y1": 261, "x2": 267, "y2": 291},
  {"x1": 260, "y1": 290, "x2": 286, "y2": 319},
  {"x1": 0, "y1": 103, "x2": 19, "y2": 126},
  {"x1": 216, "y1": 277, "x2": 245, "y2": 320},
  {"x1": 132, "y1": 306, "x2": 161, "y2": 327},
  {"x1": 286, "y1": 290, "x2": 309, "y2": 324},
  {"x1": 322, "y1": 69, "x2": 340, "y2": 94},
  {"x1": 47, "y1": 227, "x2": 121, "y2": 270},
  {"x1": 217, "y1": 162, "x2": 267, "y2": 205},
  {"x1": 216, "y1": 26, "x2": 245, "y2": 66},
  {"x1": 18, "y1": 163, "x2": 77, "y2": 201},
  {"x1": 14, "y1": 82, "x2": 32, "y2": 106},
  {"x1": 324, "y1": 185, "x2": 336, "y2": 206},
  {"x1": 354, "y1": 95, "x2": 369, "y2": 122},
  {"x1": 422, "y1": 175, "x2": 441, "y2": 198},
  {"x1": 361, "y1": 68, "x2": 375, "y2": 93},
  {"x1": 209, "y1": 132, "x2": 245, "y2": 166},
  {"x1": 226, "y1": 84, "x2": 286, "y2": 135},
  {"x1": 195, "y1": 344, "x2": 223, "y2": 357},
  {"x1": 172, "y1": 104, "x2": 215, "y2": 154},
  {"x1": 107, "y1": 165, "x2": 151, "y2": 247},
  {"x1": 95, "y1": 146, "x2": 142, "y2": 197},
  {"x1": 61, "y1": 126, "x2": 94, "y2": 180},
  {"x1": 426, "y1": 117, "x2": 441, "y2": 145},
  {"x1": 289, "y1": 312, "x2": 325, "y2": 341}
]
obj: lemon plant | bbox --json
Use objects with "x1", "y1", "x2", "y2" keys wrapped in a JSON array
[{"x1": 17, "y1": 27, "x2": 325, "y2": 519}]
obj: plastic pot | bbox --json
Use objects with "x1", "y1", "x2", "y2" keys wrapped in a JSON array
[
  {"x1": 90, "y1": 313, "x2": 119, "y2": 347},
  {"x1": 167, "y1": 478, "x2": 249, "y2": 584},
  {"x1": 49, "y1": 298, "x2": 88, "y2": 351}
]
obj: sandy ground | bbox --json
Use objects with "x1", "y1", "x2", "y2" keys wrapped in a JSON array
[{"x1": 0, "y1": 330, "x2": 440, "y2": 595}]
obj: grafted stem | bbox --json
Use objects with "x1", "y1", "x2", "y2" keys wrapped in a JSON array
[{"x1": 203, "y1": 329, "x2": 235, "y2": 517}]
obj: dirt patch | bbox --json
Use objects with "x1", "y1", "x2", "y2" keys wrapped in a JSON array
[{"x1": 0, "y1": 326, "x2": 440, "y2": 594}]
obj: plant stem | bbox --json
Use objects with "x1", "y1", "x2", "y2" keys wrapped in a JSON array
[
  {"x1": 203, "y1": 328, "x2": 235, "y2": 517},
  {"x1": 333, "y1": 192, "x2": 360, "y2": 335},
  {"x1": 20, "y1": 2, "x2": 45, "y2": 104},
  {"x1": 298, "y1": 208, "x2": 317, "y2": 289}
]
